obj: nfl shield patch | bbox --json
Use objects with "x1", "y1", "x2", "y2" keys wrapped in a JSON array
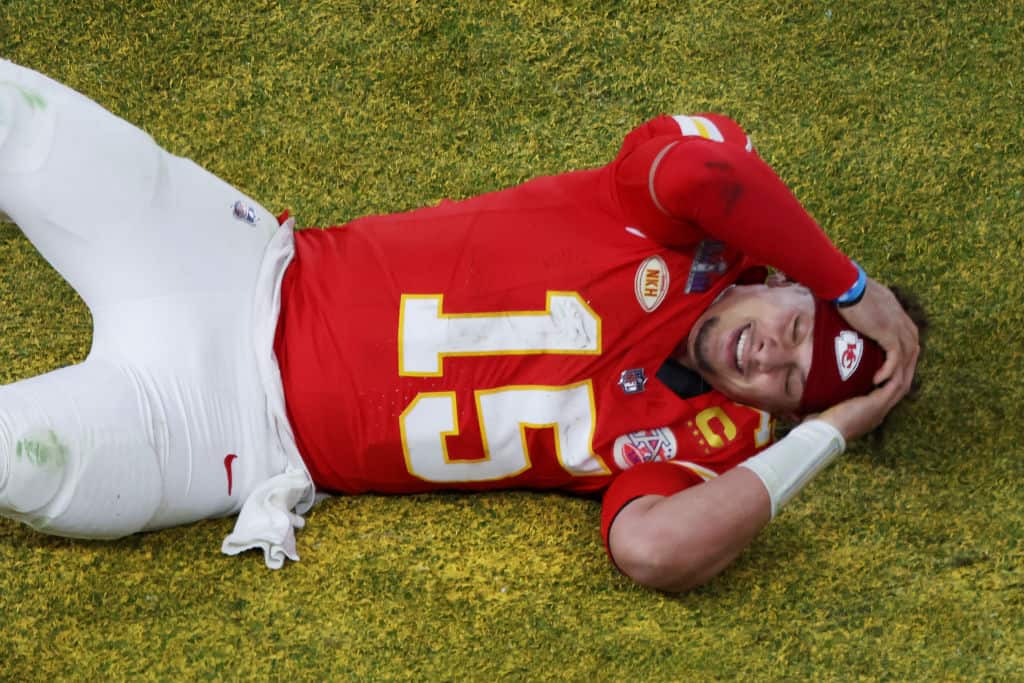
[
  {"x1": 232, "y1": 200, "x2": 260, "y2": 225},
  {"x1": 618, "y1": 368, "x2": 648, "y2": 395}
]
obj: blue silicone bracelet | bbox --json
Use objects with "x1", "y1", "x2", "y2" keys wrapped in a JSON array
[{"x1": 834, "y1": 262, "x2": 867, "y2": 308}]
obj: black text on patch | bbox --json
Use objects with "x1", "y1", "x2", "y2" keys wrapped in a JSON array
[{"x1": 635, "y1": 255, "x2": 669, "y2": 312}]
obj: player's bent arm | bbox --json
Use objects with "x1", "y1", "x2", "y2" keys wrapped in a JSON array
[
  {"x1": 606, "y1": 420, "x2": 847, "y2": 592},
  {"x1": 608, "y1": 467, "x2": 771, "y2": 593},
  {"x1": 652, "y1": 138, "x2": 857, "y2": 300}
]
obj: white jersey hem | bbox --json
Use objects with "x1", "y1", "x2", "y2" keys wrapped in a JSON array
[{"x1": 222, "y1": 220, "x2": 317, "y2": 568}]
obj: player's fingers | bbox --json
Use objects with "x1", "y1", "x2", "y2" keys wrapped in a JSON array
[
  {"x1": 898, "y1": 320, "x2": 918, "y2": 355},
  {"x1": 889, "y1": 358, "x2": 917, "y2": 402},
  {"x1": 873, "y1": 345, "x2": 900, "y2": 385},
  {"x1": 875, "y1": 322, "x2": 920, "y2": 387},
  {"x1": 906, "y1": 318, "x2": 920, "y2": 345},
  {"x1": 858, "y1": 374, "x2": 903, "y2": 427},
  {"x1": 903, "y1": 334, "x2": 920, "y2": 374},
  {"x1": 857, "y1": 379, "x2": 903, "y2": 433},
  {"x1": 897, "y1": 312, "x2": 920, "y2": 365},
  {"x1": 882, "y1": 370, "x2": 909, "y2": 411},
  {"x1": 892, "y1": 323, "x2": 920, "y2": 385}
]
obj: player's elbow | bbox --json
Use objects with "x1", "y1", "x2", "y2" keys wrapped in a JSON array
[{"x1": 610, "y1": 523, "x2": 709, "y2": 594}]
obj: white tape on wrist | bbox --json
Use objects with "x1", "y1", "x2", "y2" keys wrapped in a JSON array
[{"x1": 739, "y1": 420, "x2": 846, "y2": 518}]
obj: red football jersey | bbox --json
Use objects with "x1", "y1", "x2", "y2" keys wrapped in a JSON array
[{"x1": 275, "y1": 114, "x2": 849, "y2": 497}]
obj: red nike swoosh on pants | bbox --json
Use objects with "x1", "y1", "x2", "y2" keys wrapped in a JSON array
[{"x1": 224, "y1": 454, "x2": 238, "y2": 496}]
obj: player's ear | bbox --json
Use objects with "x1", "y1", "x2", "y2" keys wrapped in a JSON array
[{"x1": 765, "y1": 271, "x2": 791, "y2": 287}]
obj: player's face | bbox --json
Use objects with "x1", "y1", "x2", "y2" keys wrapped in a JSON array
[{"x1": 679, "y1": 281, "x2": 815, "y2": 415}]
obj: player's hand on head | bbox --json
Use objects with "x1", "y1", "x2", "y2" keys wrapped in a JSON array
[
  {"x1": 837, "y1": 277, "x2": 920, "y2": 400},
  {"x1": 814, "y1": 376, "x2": 905, "y2": 441}
]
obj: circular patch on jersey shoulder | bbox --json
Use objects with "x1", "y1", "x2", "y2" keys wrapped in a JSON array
[
  {"x1": 612, "y1": 427, "x2": 678, "y2": 470},
  {"x1": 634, "y1": 255, "x2": 670, "y2": 312}
]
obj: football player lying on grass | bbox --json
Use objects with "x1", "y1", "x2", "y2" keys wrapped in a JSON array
[{"x1": 0, "y1": 60, "x2": 920, "y2": 592}]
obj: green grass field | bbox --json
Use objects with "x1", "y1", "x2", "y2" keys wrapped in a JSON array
[{"x1": 1, "y1": 1, "x2": 1022, "y2": 680}]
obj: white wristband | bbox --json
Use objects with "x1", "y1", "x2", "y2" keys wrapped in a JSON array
[{"x1": 739, "y1": 420, "x2": 846, "y2": 519}]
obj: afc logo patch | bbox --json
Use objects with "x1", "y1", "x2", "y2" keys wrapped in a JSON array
[{"x1": 612, "y1": 427, "x2": 678, "y2": 469}]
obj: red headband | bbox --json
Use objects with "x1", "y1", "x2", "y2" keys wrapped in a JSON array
[{"x1": 800, "y1": 298, "x2": 885, "y2": 414}]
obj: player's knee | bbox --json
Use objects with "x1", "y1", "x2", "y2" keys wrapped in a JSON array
[
  {"x1": 0, "y1": 425, "x2": 162, "y2": 539},
  {"x1": 0, "y1": 428, "x2": 67, "y2": 515}
]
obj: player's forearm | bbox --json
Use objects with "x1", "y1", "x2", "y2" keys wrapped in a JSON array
[
  {"x1": 654, "y1": 139, "x2": 858, "y2": 300},
  {"x1": 608, "y1": 467, "x2": 771, "y2": 593},
  {"x1": 609, "y1": 420, "x2": 847, "y2": 592}
]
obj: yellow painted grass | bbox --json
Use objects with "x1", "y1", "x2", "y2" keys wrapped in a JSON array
[{"x1": 1, "y1": 0, "x2": 1022, "y2": 679}]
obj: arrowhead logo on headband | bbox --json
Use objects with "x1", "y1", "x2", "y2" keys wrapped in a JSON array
[{"x1": 833, "y1": 331, "x2": 864, "y2": 381}]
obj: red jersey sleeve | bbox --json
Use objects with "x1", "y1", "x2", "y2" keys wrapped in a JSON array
[
  {"x1": 611, "y1": 114, "x2": 857, "y2": 300},
  {"x1": 600, "y1": 391, "x2": 774, "y2": 562},
  {"x1": 614, "y1": 113, "x2": 757, "y2": 162},
  {"x1": 599, "y1": 461, "x2": 705, "y2": 562}
]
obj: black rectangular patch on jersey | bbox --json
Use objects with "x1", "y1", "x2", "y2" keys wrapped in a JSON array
[{"x1": 685, "y1": 239, "x2": 730, "y2": 293}]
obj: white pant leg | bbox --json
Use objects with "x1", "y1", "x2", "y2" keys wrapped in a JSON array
[
  {"x1": 0, "y1": 58, "x2": 277, "y2": 309},
  {"x1": 0, "y1": 359, "x2": 162, "y2": 538},
  {"x1": 0, "y1": 60, "x2": 313, "y2": 564},
  {"x1": 0, "y1": 290, "x2": 309, "y2": 544}
]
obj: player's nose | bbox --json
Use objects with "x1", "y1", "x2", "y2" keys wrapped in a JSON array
[{"x1": 750, "y1": 332, "x2": 789, "y2": 371}]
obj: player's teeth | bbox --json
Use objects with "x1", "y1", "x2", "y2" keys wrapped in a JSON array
[{"x1": 736, "y1": 326, "x2": 749, "y2": 372}]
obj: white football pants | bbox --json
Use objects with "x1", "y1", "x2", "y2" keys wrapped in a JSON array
[{"x1": 0, "y1": 60, "x2": 313, "y2": 566}]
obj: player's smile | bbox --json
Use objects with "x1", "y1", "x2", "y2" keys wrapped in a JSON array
[
  {"x1": 679, "y1": 281, "x2": 816, "y2": 415},
  {"x1": 730, "y1": 322, "x2": 751, "y2": 374}
]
